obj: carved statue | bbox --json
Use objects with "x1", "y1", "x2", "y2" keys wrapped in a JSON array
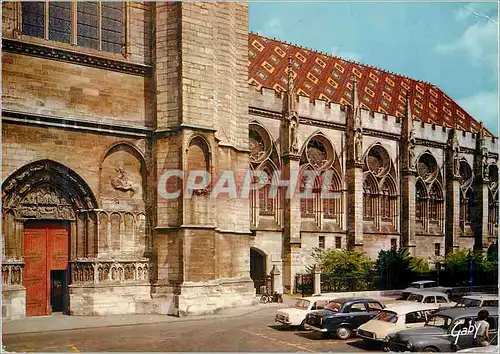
[
  {"x1": 290, "y1": 118, "x2": 299, "y2": 154},
  {"x1": 111, "y1": 167, "x2": 139, "y2": 196},
  {"x1": 354, "y1": 130, "x2": 363, "y2": 162}
]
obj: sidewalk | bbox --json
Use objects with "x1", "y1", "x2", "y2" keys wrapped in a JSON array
[{"x1": 2, "y1": 296, "x2": 297, "y2": 336}]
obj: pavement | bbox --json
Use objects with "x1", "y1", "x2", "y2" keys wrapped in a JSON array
[
  {"x1": 1, "y1": 294, "x2": 398, "y2": 336},
  {"x1": 1, "y1": 295, "x2": 295, "y2": 336}
]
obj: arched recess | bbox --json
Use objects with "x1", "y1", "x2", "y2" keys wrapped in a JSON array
[
  {"x1": 100, "y1": 143, "x2": 146, "y2": 210},
  {"x1": 250, "y1": 247, "x2": 267, "y2": 294}
]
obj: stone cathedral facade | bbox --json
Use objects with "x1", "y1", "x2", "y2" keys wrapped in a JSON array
[{"x1": 1, "y1": 3, "x2": 498, "y2": 320}]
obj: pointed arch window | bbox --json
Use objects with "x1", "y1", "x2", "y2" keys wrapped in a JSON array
[
  {"x1": 323, "y1": 169, "x2": 343, "y2": 223},
  {"x1": 460, "y1": 188, "x2": 474, "y2": 228},
  {"x1": 415, "y1": 181, "x2": 427, "y2": 224},
  {"x1": 300, "y1": 168, "x2": 320, "y2": 218},
  {"x1": 259, "y1": 165, "x2": 275, "y2": 216},
  {"x1": 380, "y1": 178, "x2": 396, "y2": 221},
  {"x1": 429, "y1": 183, "x2": 443, "y2": 226},
  {"x1": 363, "y1": 177, "x2": 377, "y2": 220},
  {"x1": 488, "y1": 191, "x2": 498, "y2": 235}
]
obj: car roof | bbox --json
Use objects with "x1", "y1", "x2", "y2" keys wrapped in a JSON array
[
  {"x1": 411, "y1": 280, "x2": 436, "y2": 284},
  {"x1": 462, "y1": 294, "x2": 499, "y2": 300},
  {"x1": 408, "y1": 290, "x2": 448, "y2": 297},
  {"x1": 384, "y1": 302, "x2": 439, "y2": 314},
  {"x1": 301, "y1": 296, "x2": 339, "y2": 301},
  {"x1": 331, "y1": 297, "x2": 381, "y2": 305},
  {"x1": 434, "y1": 307, "x2": 499, "y2": 318}
]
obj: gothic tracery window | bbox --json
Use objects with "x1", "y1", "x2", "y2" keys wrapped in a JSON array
[
  {"x1": 323, "y1": 169, "x2": 342, "y2": 223},
  {"x1": 21, "y1": 1, "x2": 125, "y2": 54},
  {"x1": 259, "y1": 166, "x2": 275, "y2": 216},
  {"x1": 429, "y1": 183, "x2": 443, "y2": 224},
  {"x1": 363, "y1": 177, "x2": 376, "y2": 220},
  {"x1": 415, "y1": 180, "x2": 426, "y2": 224}
]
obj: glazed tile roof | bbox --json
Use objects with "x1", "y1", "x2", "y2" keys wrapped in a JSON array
[{"x1": 248, "y1": 33, "x2": 494, "y2": 137}]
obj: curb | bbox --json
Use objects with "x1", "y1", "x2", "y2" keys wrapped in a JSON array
[{"x1": 3, "y1": 303, "x2": 281, "y2": 336}]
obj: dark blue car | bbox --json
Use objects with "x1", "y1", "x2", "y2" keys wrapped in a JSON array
[{"x1": 304, "y1": 297, "x2": 385, "y2": 339}]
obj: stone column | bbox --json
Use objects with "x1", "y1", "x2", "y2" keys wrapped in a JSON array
[
  {"x1": 280, "y1": 59, "x2": 301, "y2": 294},
  {"x1": 313, "y1": 266, "x2": 321, "y2": 295},
  {"x1": 472, "y1": 124, "x2": 490, "y2": 251},
  {"x1": 400, "y1": 92, "x2": 416, "y2": 255},
  {"x1": 271, "y1": 265, "x2": 282, "y2": 294},
  {"x1": 346, "y1": 77, "x2": 364, "y2": 251},
  {"x1": 445, "y1": 129, "x2": 461, "y2": 254}
]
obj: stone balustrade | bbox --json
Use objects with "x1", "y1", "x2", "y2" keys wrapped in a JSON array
[{"x1": 71, "y1": 260, "x2": 151, "y2": 284}]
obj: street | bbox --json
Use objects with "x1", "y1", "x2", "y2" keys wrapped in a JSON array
[{"x1": 3, "y1": 307, "x2": 377, "y2": 352}]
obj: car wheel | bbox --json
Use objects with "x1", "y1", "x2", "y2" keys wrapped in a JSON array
[
  {"x1": 423, "y1": 346, "x2": 438, "y2": 352},
  {"x1": 336, "y1": 326, "x2": 352, "y2": 340},
  {"x1": 260, "y1": 295, "x2": 268, "y2": 304},
  {"x1": 299, "y1": 319, "x2": 306, "y2": 330}
]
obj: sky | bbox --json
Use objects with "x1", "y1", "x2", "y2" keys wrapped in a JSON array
[{"x1": 249, "y1": 1, "x2": 499, "y2": 135}]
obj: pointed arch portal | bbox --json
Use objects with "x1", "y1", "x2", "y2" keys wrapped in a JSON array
[{"x1": 2, "y1": 160, "x2": 98, "y2": 317}]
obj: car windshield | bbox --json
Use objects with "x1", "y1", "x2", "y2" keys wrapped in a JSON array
[
  {"x1": 483, "y1": 300, "x2": 499, "y2": 307},
  {"x1": 426, "y1": 315, "x2": 452, "y2": 329},
  {"x1": 374, "y1": 310, "x2": 398, "y2": 324},
  {"x1": 294, "y1": 299, "x2": 310, "y2": 310},
  {"x1": 423, "y1": 282, "x2": 436, "y2": 288},
  {"x1": 325, "y1": 302, "x2": 342, "y2": 312},
  {"x1": 408, "y1": 294, "x2": 424, "y2": 302},
  {"x1": 456, "y1": 298, "x2": 482, "y2": 308},
  {"x1": 409, "y1": 283, "x2": 421, "y2": 289}
]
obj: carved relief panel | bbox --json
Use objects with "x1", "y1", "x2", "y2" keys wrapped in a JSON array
[{"x1": 100, "y1": 144, "x2": 145, "y2": 211}]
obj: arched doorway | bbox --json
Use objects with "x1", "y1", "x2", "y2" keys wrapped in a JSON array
[
  {"x1": 250, "y1": 247, "x2": 267, "y2": 294},
  {"x1": 2, "y1": 160, "x2": 98, "y2": 316}
]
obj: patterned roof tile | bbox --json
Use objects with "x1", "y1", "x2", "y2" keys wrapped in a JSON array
[{"x1": 248, "y1": 33, "x2": 494, "y2": 137}]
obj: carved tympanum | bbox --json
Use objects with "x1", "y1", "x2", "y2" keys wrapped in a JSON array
[{"x1": 18, "y1": 184, "x2": 74, "y2": 219}]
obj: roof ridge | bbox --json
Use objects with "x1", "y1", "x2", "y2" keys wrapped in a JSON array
[{"x1": 250, "y1": 32, "x2": 434, "y2": 86}]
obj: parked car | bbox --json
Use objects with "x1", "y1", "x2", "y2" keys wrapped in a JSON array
[
  {"x1": 357, "y1": 302, "x2": 439, "y2": 348},
  {"x1": 401, "y1": 281, "x2": 452, "y2": 299},
  {"x1": 303, "y1": 297, "x2": 385, "y2": 339},
  {"x1": 404, "y1": 291, "x2": 457, "y2": 309},
  {"x1": 455, "y1": 295, "x2": 499, "y2": 308},
  {"x1": 386, "y1": 307, "x2": 499, "y2": 352},
  {"x1": 274, "y1": 296, "x2": 335, "y2": 328}
]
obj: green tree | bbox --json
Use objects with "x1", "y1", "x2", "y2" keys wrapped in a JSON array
[
  {"x1": 311, "y1": 248, "x2": 373, "y2": 277},
  {"x1": 375, "y1": 248, "x2": 415, "y2": 289},
  {"x1": 410, "y1": 257, "x2": 430, "y2": 273}
]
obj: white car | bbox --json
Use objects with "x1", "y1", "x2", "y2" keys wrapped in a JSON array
[
  {"x1": 357, "y1": 302, "x2": 439, "y2": 346},
  {"x1": 275, "y1": 296, "x2": 336, "y2": 328},
  {"x1": 455, "y1": 294, "x2": 499, "y2": 308},
  {"x1": 405, "y1": 290, "x2": 457, "y2": 309}
]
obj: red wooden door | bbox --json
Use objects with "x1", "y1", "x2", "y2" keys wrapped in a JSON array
[
  {"x1": 23, "y1": 222, "x2": 69, "y2": 316},
  {"x1": 24, "y1": 226, "x2": 48, "y2": 316}
]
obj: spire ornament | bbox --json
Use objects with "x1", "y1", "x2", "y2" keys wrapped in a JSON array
[
  {"x1": 351, "y1": 75, "x2": 363, "y2": 163},
  {"x1": 281, "y1": 56, "x2": 299, "y2": 156},
  {"x1": 448, "y1": 128, "x2": 460, "y2": 178},
  {"x1": 403, "y1": 90, "x2": 416, "y2": 172}
]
